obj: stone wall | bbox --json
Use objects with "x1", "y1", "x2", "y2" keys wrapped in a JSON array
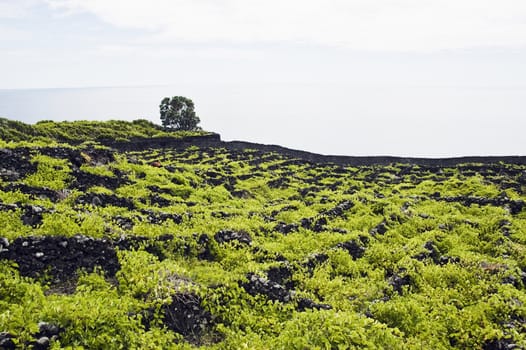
[{"x1": 103, "y1": 134, "x2": 526, "y2": 166}]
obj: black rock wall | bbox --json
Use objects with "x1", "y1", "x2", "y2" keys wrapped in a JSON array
[{"x1": 100, "y1": 134, "x2": 526, "y2": 167}]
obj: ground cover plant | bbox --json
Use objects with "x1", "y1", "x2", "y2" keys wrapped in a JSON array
[{"x1": 0, "y1": 119, "x2": 525, "y2": 349}]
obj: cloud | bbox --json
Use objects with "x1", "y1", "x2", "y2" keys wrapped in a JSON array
[
  {"x1": 0, "y1": 0, "x2": 38, "y2": 19},
  {"x1": 42, "y1": 0, "x2": 526, "y2": 51},
  {"x1": 95, "y1": 43, "x2": 261, "y2": 60}
]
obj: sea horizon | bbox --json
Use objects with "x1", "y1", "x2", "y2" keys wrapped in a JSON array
[{"x1": 1, "y1": 83, "x2": 525, "y2": 158}]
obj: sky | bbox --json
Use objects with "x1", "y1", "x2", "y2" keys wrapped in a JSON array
[{"x1": 1, "y1": 0, "x2": 526, "y2": 156}]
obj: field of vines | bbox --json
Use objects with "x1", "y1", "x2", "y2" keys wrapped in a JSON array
[{"x1": 0, "y1": 120, "x2": 525, "y2": 349}]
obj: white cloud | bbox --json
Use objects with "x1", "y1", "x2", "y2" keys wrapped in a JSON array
[
  {"x1": 0, "y1": 25, "x2": 30, "y2": 41},
  {"x1": 0, "y1": 0, "x2": 37, "y2": 19},
  {"x1": 43, "y1": 0, "x2": 526, "y2": 51},
  {"x1": 95, "y1": 43, "x2": 261, "y2": 60}
]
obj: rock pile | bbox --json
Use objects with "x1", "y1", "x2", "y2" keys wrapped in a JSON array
[
  {"x1": 0, "y1": 235, "x2": 120, "y2": 284},
  {"x1": 161, "y1": 293, "x2": 218, "y2": 345}
]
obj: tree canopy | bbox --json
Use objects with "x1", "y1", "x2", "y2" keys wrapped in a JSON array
[{"x1": 159, "y1": 96, "x2": 201, "y2": 131}]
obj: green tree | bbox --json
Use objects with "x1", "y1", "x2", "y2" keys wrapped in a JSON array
[{"x1": 159, "y1": 96, "x2": 201, "y2": 131}]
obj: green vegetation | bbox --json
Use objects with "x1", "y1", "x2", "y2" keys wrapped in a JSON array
[
  {"x1": 0, "y1": 118, "x2": 208, "y2": 143},
  {"x1": 0, "y1": 120, "x2": 525, "y2": 349}
]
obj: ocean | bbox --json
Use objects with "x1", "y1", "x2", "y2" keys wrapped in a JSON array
[{"x1": 0, "y1": 84, "x2": 525, "y2": 157}]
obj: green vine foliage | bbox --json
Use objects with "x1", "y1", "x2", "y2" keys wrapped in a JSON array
[{"x1": 0, "y1": 120, "x2": 525, "y2": 349}]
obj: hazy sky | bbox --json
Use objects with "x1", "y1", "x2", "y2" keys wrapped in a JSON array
[{"x1": 1, "y1": 1, "x2": 525, "y2": 156}]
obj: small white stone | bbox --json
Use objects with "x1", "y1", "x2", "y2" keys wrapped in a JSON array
[{"x1": 35, "y1": 252, "x2": 44, "y2": 258}]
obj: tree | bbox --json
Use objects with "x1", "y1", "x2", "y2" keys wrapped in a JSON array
[{"x1": 159, "y1": 96, "x2": 201, "y2": 131}]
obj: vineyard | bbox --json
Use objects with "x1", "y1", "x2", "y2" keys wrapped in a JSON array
[{"x1": 0, "y1": 119, "x2": 525, "y2": 349}]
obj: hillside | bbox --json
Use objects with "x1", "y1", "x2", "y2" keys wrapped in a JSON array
[
  {"x1": 0, "y1": 118, "x2": 209, "y2": 144},
  {"x1": 0, "y1": 119, "x2": 525, "y2": 349}
]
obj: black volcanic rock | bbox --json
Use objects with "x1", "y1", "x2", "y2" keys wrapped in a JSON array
[
  {"x1": 1, "y1": 184, "x2": 62, "y2": 202},
  {"x1": 39, "y1": 147, "x2": 115, "y2": 167},
  {"x1": 324, "y1": 200, "x2": 354, "y2": 217},
  {"x1": 303, "y1": 253, "x2": 329, "y2": 274},
  {"x1": 0, "y1": 148, "x2": 36, "y2": 181},
  {"x1": 71, "y1": 169, "x2": 129, "y2": 191},
  {"x1": 161, "y1": 292, "x2": 218, "y2": 344},
  {"x1": 297, "y1": 298, "x2": 332, "y2": 311},
  {"x1": 214, "y1": 230, "x2": 252, "y2": 245},
  {"x1": 483, "y1": 338, "x2": 519, "y2": 350},
  {"x1": 241, "y1": 273, "x2": 292, "y2": 302},
  {"x1": 434, "y1": 194, "x2": 525, "y2": 215},
  {"x1": 370, "y1": 221, "x2": 388, "y2": 236},
  {"x1": 336, "y1": 240, "x2": 366, "y2": 260},
  {"x1": 0, "y1": 332, "x2": 15, "y2": 350},
  {"x1": 76, "y1": 193, "x2": 135, "y2": 209},
  {"x1": 267, "y1": 264, "x2": 295, "y2": 289},
  {"x1": 387, "y1": 269, "x2": 412, "y2": 295},
  {"x1": 140, "y1": 209, "x2": 183, "y2": 225},
  {"x1": 0, "y1": 201, "x2": 48, "y2": 228},
  {"x1": 0, "y1": 235, "x2": 120, "y2": 284},
  {"x1": 274, "y1": 222, "x2": 298, "y2": 235},
  {"x1": 20, "y1": 204, "x2": 46, "y2": 228}
]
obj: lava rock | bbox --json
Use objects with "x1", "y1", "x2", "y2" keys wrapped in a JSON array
[
  {"x1": 21, "y1": 205, "x2": 45, "y2": 228},
  {"x1": 297, "y1": 298, "x2": 332, "y2": 311},
  {"x1": 113, "y1": 216, "x2": 135, "y2": 230},
  {"x1": 0, "y1": 235, "x2": 120, "y2": 285},
  {"x1": 0, "y1": 148, "x2": 36, "y2": 181},
  {"x1": 370, "y1": 221, "x2": 388, "y2": 236},
  {"x1": 434, "y1": 195, "x2": 524, "y2": 215},
  {"x1": 304, "y1": 253, "x2": 329, "y2": 272},
  {"x1": 161, "y1": 293, "x2": 218, "y2": 344},
  {"x1": 438, "y1": 256, "x2": 460, "y2": 265},
  {"x1": 76, "y1": 193, "x2": 135, "y2": 209},
  {"x1": 196, "y1": 234, "x2": 215, "y2": 261},
  {"x1": 61, "y1": 148, "x2": 115, "y2": 166},
  {"x1": 483, "y1": 338, "x2": 519, "y2": 350},
  {"x1": 336, "y1": 240, "x2": 366, "y2": 260},
  {"x1": 387, "y1": 269, "x2": 412, "y2": 295},
  {"x1": 71, "y1": 170, "x2": 128, "y2": 191},
  {"x1": 145, "y1": 194, "x2": 172, "y2": 207},
  {"x1": 311, "y1": 217, "x2": 328, "y2": 232},
  {"x1": 499, "y1": 220, "x2": 512, "y2": 236},
  {"x1": 37, "y1": 147, "x2": 83, "y2": 167},
  {"x1": 274, "y1": 222, "x2": 298, "y2": 235},
  {"x1": 413, "y1": 241, "x2": 440, "y2": 263},
  {"x1": 332, "y1": 228, "x2": 348, "y2": 234},
  {"x1": 0, "y1": 202, "x2": 18, "y2": 212},
  {"x1": 36, "y1": 322, "x2": 61, "y2": 339},
  {"x1": 300, "y1": 217, "x2": 312, "y2": 229},
  {"x1": 214, "y1": 230, "x2": 252, "y2": 245},
  {"x1": 267, "y1": 178, "x2": 290, "y2": 189},
  {"x1": 33, "y1": 337, "x2": 50, "y2": 350},
  {"x1": 140, "y1": 209, "x2": 183, "y2": 225},
  {"x1": 0, "y1": 202, "x2": 48, "y2": 228},
  {"x1": 501, "y1": 275, "x2": 521, "y2": 289},
  {"x1": 147, "y1": 185, "x2": 176, "y2": 196},
  {"x1": 0, "y1": 332, "x2": 15, "y2": 350},
  {"x1": 324, "y1": 200, "x2": 354, "y2": 217},
  {"x1": 241, "y1": 273, "x2": 292, "y2": 302},
  {"x1": 267, "y1": 264, "x2": 295, "y2": 289},
  {"x1": 0, "y1": 237, "x2": 8, "y2": 253},
  {"x1": 1, "y1": 184, "x2": 62, "y2": 202}
]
